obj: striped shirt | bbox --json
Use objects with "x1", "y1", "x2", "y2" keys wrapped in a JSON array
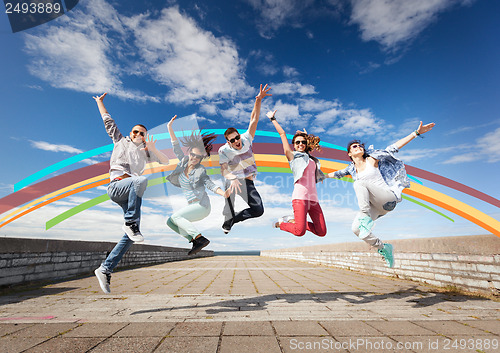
[
  {"x1": 218, "y1": 131, "x2": 257, "y2": 179},
  {"x1": 179, "y1": 172, "x2": 197, "y2": 202}
]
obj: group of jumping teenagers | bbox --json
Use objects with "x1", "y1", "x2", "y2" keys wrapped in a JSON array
[{"x1": 93, "y1": 84, "x2": 435, "y2": 294}]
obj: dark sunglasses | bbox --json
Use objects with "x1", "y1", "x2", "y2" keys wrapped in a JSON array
[
  {"x1": 350, "y1": 144, "x2": 363, "y2": 149},
  {"x1": 190, "y1": 152, "x2": 204, "y2": 159},
  {"x1": 294, "y1": 140, "x2": 307, "y2": 145},
  {"x1": 132, "y1": 130, "x2": 145, "y2": 137},
  {"x1": 228, "y1": 135, "x2": 241, "y2": 144}
]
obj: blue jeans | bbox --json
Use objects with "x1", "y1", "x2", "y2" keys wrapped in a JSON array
[
  {"x1": 101, "y1": 233, "x2": 134, "y2": 273},
  {"x1": 107, "y1": 176, "x2": 148, "y2": 223},
  {"x1": 100, "y1": 176, "x2": 148, "y2": 273}
]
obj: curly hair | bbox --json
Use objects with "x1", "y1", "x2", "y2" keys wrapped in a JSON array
[
  {"x1": 292, "y1": 131, "x2": 321, "y2": 153},
  {"x1": 180, "y1": 130, "x2": 217, "y2": 159}
]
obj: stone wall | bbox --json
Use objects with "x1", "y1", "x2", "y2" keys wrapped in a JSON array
[
  {"x1": 261, "y1": 234, "x2": 500, "y2": 296},
  {"x1": 0, "y1": 237, "x2": 213, "y2": 287}
]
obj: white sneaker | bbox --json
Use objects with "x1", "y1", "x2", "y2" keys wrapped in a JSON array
[
  {"x1": 272, "y1": 218, "x2": 282, "y2": 228},
  {"x1": 94, "y1": 268, "x2": 111, "y2": 294},
  {"x1": 282, "y1": 215, "x2": 294, "y2": 223},
  {"x1": 122, "y1": 222, "x2": 144, "y2": 242},
  {"x1": 273, "y1": 215, "x2": 295, "y2": 228}
]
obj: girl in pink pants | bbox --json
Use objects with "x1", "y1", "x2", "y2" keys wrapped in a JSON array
[{"x1": 267, "y1": 110, "x2": 327, "y2": 237}]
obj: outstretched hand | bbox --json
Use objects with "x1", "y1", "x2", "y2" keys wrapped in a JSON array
[
  {"x1": 229, "y1": 179, "x2": 242, "y2": 194},
  {"x1": 266, "y1": 110, "x2": 277, "y2": 120},
  {"x1": 143, "y1": 134, "x2": 157, "y2": 152},
  {"x1": 416, "y1": 121, "x2": 435, "y2": 135},
  {"x1": 295, "y1": 128, "x2": 307, "y2": 135},
  {"x1": 93, "y1": 92, "x2": 107, "y2": 102},
  {"x1": 256, "y1": 84, "x2": 272, "y2": 100}
]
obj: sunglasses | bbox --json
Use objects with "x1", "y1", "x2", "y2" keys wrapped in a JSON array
[
  {"x1": 190, "y1": 152, "x2": 204, "y2": 159},
  {"x1": 294, "y1": 140, "x2": 307, "y2": 145},
  {"x1": 228, "y1": 135, "x2": 241, "y2": 144},
  {"x1": 350, "y1": 144, "x2": 363, "y2": 149},
  {"x1": 132, "y1": 130, "x2": 145, "y2": 137}
]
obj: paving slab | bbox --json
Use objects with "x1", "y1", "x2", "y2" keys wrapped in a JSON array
[
  {"x1": 23, "y1": 337, "x2": 104, "y2": 353},
  {"x1": 219, "y1": 336, "x2": 281, "y2": 353},
  {"x1": 0, "y1": 256, "x2": 498, "y2": 353},
  {"x1": 155, "y1": 336, "x2": 219, "y2": 353}
]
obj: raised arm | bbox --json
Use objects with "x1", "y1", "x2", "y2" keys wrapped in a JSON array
[
  {"x1": 267, "y1": 110, "x2": 293, "y2": 161},
  {"x1": 93, "y1": 92, "x2": 109, "y2": 116},
  {"x1": 248, "y1": 84, "x2": 272, "y2": 138},
  {"x1": 167, "y1": 115, "x2": 178, "y2": 144},
  {"x1": 93, "y1": 93, "x2": 122, "y2": 143},
  {"x1": 394, "y1": 121, "x2": 435, "y2": 150}
]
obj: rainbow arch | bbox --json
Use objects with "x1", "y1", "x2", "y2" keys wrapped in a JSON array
[{"x1": 0, "y1": 130, "x2": 499, "y2": 237}]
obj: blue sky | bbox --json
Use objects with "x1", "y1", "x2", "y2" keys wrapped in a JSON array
[{"x1": 1, "y1": 0, "x2": 499, "y2": 251}]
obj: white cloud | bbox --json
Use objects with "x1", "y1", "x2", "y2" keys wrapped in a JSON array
[
  {"x1": 349, "y1": 0, "x2": 474, "y2": 50},
  {"x1": 325, "y1": 108, "x2": 384, "y2": 136},
  {"x1": 297, "y1": 97, "x2": 340, "y2": 113},
  {"x1": 270, "y1": 100, "x2": 301, "y2": 127},
  {"x1": 245, "y1": 0, "x2": 315, "y2": 38},
  {"x1": 272, "y1": 82, "x2": 317, "y2": 96},
  {"x1": 29, "y1": 140, "x2": 83, "y2": 154},
  {"x1": 477, "y1": 127, "x2": 500, "y2": 163},
  {"x1": 199, "y1": 104, "x2": 218, "y2": 116},
  {"x1": 130, "y1": 7, "x2": 251, "y2": 104},
  {"x1": 359, "y1": 61, "x2": 381, "y2": 74},
  {"x1": 23, "y1": 0, "x2": 157, "y2": 102},
  {"x1": 23, "y1": 0, "x2": 250, "y2": 104},
  {"x1": 283, "y1": 66, "x2": 300, "y2": 78},
  {"x1": 219, "y1": 101, "x2": 255, "y2": 125},
  {"x1": 441, "y1": 127, "x2": 500, "y2": 165}
]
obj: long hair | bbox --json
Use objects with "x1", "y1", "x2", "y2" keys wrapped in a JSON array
[
  {"x1": 180, "y1": 130, "x2": 217, "y2": 159},
  {"x1": 292, "y1": 131, "x2": 321, "y2": 153}
]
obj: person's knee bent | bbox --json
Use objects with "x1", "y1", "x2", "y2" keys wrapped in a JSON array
[
  {"x1": 317, "y1": 228, "x2": 327, "y2": 237},
  {"x1": 351, "y1": 220, "x2": 361, "y2": 236},
  {"x1": 166, "y1": 217, "x2": 176, "y2": 230},
  {"x1": 250, "y1": 204, "x2": 264, "y2": 218},
  {"x1": 134, "y1": 176, "x2": 148, "y2": 197}
]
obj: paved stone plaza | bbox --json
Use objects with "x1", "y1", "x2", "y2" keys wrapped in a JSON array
[{"x1": 0, "y1": 256, "x2": 499, "y2": 352}]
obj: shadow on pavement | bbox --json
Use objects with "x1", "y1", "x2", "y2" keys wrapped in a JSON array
[
  {"x1": 0, "y1": 287, "x2": 80, "y2": 307},
  {"x1": 131, "y1": 287, "x2": 483, "y2": 315}
]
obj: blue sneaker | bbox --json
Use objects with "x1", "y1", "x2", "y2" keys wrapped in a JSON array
[
  {"x1": 378, "y1": 243, "x2": 394, "y2": 268},
  {"x1": 358, "y1": 216, "x2": 374, "y2": 238}
]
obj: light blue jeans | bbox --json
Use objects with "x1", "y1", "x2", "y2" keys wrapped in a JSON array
[
  {"x1": 167, "y1": 202, "x2": 211, "y2": 242},
  {"x1": 100, "y1": 176, "x2": 148, "y2": 273}
]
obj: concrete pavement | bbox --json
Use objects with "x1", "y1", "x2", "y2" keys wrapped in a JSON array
[{"x1": 0, "y1": 256, "x2": 499, "y2": 352}]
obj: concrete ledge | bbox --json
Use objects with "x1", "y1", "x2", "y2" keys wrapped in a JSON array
[
  {"x1": 261, "y1": 234, "x2": 500, "y2": 296},
  {"x1": 0, "y1": 237, "x2": 213, "y2": 288}
]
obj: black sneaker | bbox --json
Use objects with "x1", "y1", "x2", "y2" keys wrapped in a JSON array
[
  {"x1": 222, "y1": 218, "x2": 234, "y2": 234},
  {"x1": 188, "y1": 236, "x2": 210, "y2": 255},
  {"x1": 122, "y1": 222, "x2": 144, "y2": 242}
]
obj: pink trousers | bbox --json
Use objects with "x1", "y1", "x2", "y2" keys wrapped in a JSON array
[{"x1": 280, "y1": 199, "x2": 327, "y2": 237}]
